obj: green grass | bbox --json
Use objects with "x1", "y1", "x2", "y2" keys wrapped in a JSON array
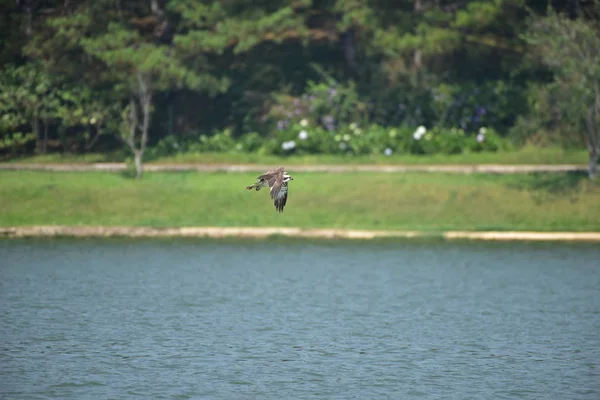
[
  {"x1": 5, "y1": 152, "x2": 125, "y2": 164},
  {"x1": 1, "y1": 170, "x2": 598, "y2": 232},
  {"x1": 5, "y1": 146, "x2": 588, "y2": 166}
]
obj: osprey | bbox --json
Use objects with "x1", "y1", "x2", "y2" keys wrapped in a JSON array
[{"x1": 245, "y1": 167, "x2": 293, "y2": 212}]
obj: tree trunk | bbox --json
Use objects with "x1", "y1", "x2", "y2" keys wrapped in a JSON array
[
  {"x1": 42, "y1": 117, "x2": 49, "y2": 154},
  {"x1": 119, "y1": 74, "x2": 153, "y2": 179},
  {"x1": 86, "y1": 116, "x2": 104, "y2": 151},
  {"x1": 413, "y1": 0, "x2": 423, "y2": 80},
  {"x1": 584, "y1": 97, "x2": 599, "y2": 179},
  {"x1": 150, "y1": 0, "x2": 164, "y2": 17},
  {"x1": 137, "y1": 73, "x2": 151, "y2": 156},
  {"x1": 85, "y1": 124, "x2": 102, "y2": 150},
  {"x1": 413, "y1": 50, "x2": 423, "y2": 74},
  {"x1": 134, "y1": 149, "x2": 144, "y2": 179},
  {"x1": 128, "y1": 72, "x2": 152, "y2": 180},
  {"x1": 342, "y1": 29, "x2": 356, "y2": 71},
  {"x1": 567, "y1": 0, "x2": 581, "y2": 19},
  {"x1": 589, "y1": 147, "x2": 598, "y2": 179},
  {"x1": 168, "y1": 104, "x2": 174, "y2": 137},
  {"x1": 25, "y1": 1, "x2": 33, "y2": 36},
  {"x1": 33, "y1": 107, "x2": 41, "y2": 154},
  {"x1": 138, "y1": 73, "x2": 152, "y2": 179},
  {"x1": 150, "y1": 0, "x2": 169, "y2": 39}
]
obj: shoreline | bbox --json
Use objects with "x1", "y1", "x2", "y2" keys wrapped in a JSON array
[
  {"x1": 0, "y1": 163, "x2": 587, "y2": 174},
  {"x1": 2, "y1": 226, "x2": 600, "y2": 242}
]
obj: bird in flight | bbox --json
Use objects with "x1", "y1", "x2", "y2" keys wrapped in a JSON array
[{"x1": 246, "y1": 167, "x2": 294, "y2": 212}]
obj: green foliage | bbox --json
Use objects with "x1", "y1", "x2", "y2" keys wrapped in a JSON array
[
  {"x1": 145, "y1": 122, "x2": 512, "y2": 158},
  {"x1": 194, "y1": 130, "x2": 237, "y2": 153},
  {"x1": 0, "y1": 133, "x2": 36, "y2": 154},
  {"x1": 523, "y1": 8, "x2": 600, "y2": 85},
  {"x1": 0, "y1": 61, "x2": 125, "y2": 153},
  {"x1": 236, "y1": 132, "x2": 264, "y2": 153},
  {"x1": 2, "y1": 0, "x2": 594, "y2": 162},
  {"x1": 145, "y1": 135, "x2": 183, "y2": 159},
  {"x1": 0, "y1": 62, "x2": 58, "y2": 123},
  {"x1": 170, "y1": 0, "x2": 310, "y2": 54},
  {"x1": 454, "y1": 0, "x2": 515, "y2": 30},
  {"x1": 508, "y1": 83, "x2": 571, "y2": 147},
  {"x1": 522, "y1": 6, "x2": 600, "y2": 176},
  {"x1": 430, "y1": 80, "x2": 525, "y2": 132},
  {"x1": 268, "y1": 77, "x2": 368, "y2": 134},
  {"x1": 147, "y1": 129, "x2": 266, "y2": 159},
  {"x1": 80, "y1": 21, "x2": 224, "y2": 93}
]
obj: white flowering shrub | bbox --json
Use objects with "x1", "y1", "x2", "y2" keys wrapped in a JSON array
[{"x1": 149, "y1": 124, "x2": 511, "y2": 157}]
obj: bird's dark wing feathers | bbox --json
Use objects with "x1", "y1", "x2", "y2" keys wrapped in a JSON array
[
  {"x1": 274, "y1": 183, "x2": 288, "y2": 213},
  {"x1": 269, "y1": 175, "x2": 283, "y2": 200}
]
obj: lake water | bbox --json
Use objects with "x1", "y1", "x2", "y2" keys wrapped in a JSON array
[{"x1": 1, "y1": 238, "x2": 599, "y2": 399}]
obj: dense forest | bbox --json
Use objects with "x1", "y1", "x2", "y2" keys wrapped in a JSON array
[{"x1": 1, "y1": 0, "x2": 599, "y2": 177}]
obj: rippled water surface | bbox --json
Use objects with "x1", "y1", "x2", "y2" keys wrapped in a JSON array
[{"x1": 1, "y1": 238, "x2": 599, "y2": 399}]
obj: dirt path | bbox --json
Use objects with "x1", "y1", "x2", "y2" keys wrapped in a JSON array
[
  {"x1": 0, "y1": 163, "x2": 587, "y2": 174},
  {"x1": 1, "y1": 226, "x2": 599, "y2": 242}
]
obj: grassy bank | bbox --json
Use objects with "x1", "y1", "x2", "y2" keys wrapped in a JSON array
[
  {"x1": 1, "y1": 170, "x2": 598, "y2": 232},
  {"x1": 5, "y1": 146, "x2": 588, "y2": 166}
]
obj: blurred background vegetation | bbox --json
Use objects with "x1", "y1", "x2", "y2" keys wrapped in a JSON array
[{"x1": 0, "y1": 0, "x2": 599, "y2": 178}]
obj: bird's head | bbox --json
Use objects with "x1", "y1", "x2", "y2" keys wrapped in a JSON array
[{"x1": 283, "y1": 174, "x2": 293, "y2": 182}]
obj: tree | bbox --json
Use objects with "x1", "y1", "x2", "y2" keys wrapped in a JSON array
[
  {"x1": 167, "y1": 0, "x2": 313, "y2": 134},
  {"x1": 523, "y1": 6, "x2": 600, "y2": 178},
  {"x1": 0, "y1": 62, "x2": 64, "y2": 154},
  {"x1": 9, "y1": 0, "x2": 592, "y2": 162},
  {"x1": 53, "y1": 86, "x2": 124, "y2": 151},
  {"x1": 55, "y1": 1, "x2": 227, "y2": 178},
  {"x1": 80, "y1": 21, "x2": 208, "y2": 178}
]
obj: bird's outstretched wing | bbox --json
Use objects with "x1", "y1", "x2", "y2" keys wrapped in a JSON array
[
  {"x1": 269, "y1": 173, "x2": 284, "y2": 199},
  {"x1": 258, "y1": 167, "x2": 284, "y2": 184},
  {"x1": 273, "y1": 182, "x2": 288, "y2": 213},
  {"x1": 259, "y1": 167, "x2": 284, "y2": 198}
]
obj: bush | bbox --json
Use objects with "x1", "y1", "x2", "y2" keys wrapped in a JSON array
[
  {"x1": 0, "y1": 132, "x2": 37, "y2": 156},
  {"x1": 147, "y1": 123, "x2": 512, "y2": 158},
  {"x1": 267, "y1": 78, "x2": 368, "y2": 135},
  {"x1": 236, "y1": 132, "x2": 263, "y2": 153},
  {"x1": 146, "y1": 135, "x2": 183, "y2": 159},
  {"x1": 263, "y1": 122, "x2": 511, "y2": 157},
  {"x1": 430, "y1": 80, "x2": 526, "y2": 134}
]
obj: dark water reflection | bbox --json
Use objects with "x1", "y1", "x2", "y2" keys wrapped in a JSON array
[{"x1": 1, "y1": 239, "x2": 599, "y2": 399}]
